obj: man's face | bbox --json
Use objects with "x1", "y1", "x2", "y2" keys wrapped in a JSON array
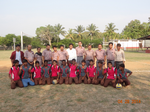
[
  {"x1": 119, "y1": 66, "x2": 123, "y2": 71},
  {"x1": 88, "y1": 45, "x2": 92, "y2": 50},
  {"x1": 82, "y1": 62, "x2": 85, "y2": 66},
  {"x1": 23, "y1": 62, "x2": 28, "y2": 66},
  {"x1": 78, "y1": 42, "x2": 82, "y2": 46},
  {"x1": 98, "y1": 63, "x2": 102, "y2": 67},
  {"x1": 46, "y1": 45, "x2": 50, "y2": 50},
  {"x1": 98, "y1": 45, "x2": 102, "y2": 49},
  {"x1": 109, "y1": 44, "x2": 113, "y2": 49},
  {"x1": 44, "y1": 62, "x2": 48, "y2": 66},
  {"x1": 53, "y1": 47, "x2": 57, "y2": 51},
  {"x1": 90, "y1": 61, "x2": 93, "y2": 65},
  {"x1": 36, "y1": 63, "x2": 40, "y2": 67},
  {"x1": 69, "y1": 45, "x2": 73, "y2": 49},
  {"x1": 27, "y1": 45, "x2": 32, "y2": 51},
  {"x1": 37, "y1": 48, "x2": 41, "y2": 52},
  {"x1": 108, "y1": 63, "x2": 112, "y2": 68},
  {"x1": 16, "y1": 46, "x2": 20, "y2": 51},
  {"x1": 15, "y1": 62, "x2": 19, "y2": 66},
  {"x1": 60, "y1": 46, "x2": 64, "y2": 50},
  {"x1": 62, "y1": 61, "x2": 66, "y2": 65},
  {"x1": 117, "y1": 46, "x2": 121, "y2": 50}
]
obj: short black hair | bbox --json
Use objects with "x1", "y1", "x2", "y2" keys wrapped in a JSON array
[
  {"x1": 62, "y1": 60, "x2": 66, "y2": 62},
  {"x1": 108, "y1": 61, "x2": 112, "y2": 65},
  {"x1": 37, "y1": 47, "x2": 41, "y2": 50},
  {"x1": 81, "y1": 60, "x2": 86, "y2": 63},
  {"x1": 13, "y1": 60, "x2": 19, "y2": 64},
  {"x1": 35, "y1": 61, "x2": 39, "y2": 64},
  {"x1": 119, "y1": 63, "x2": 125, "y2": 68},
  {"x1": 69, "y1": 43, "x2": 73, "y2": 46},
  {"x1": 60, "y1": 45, "x2": 64, "y2": 48},
  {"x1": 23, "y1": 59, "x2": 28, "y2": 63},
  {"x1": 16, "y1": 44, "x2": 20, "y2": 47},
  {"x1": 53, "y1": 60, "x2": 57, "y2": 63},
  {"x1": 117, "y1": 43, "x2": 121, "y2": 47},
  {"x1": 46, "y1": 44, "x2": 50, "y2": 46},
  {"x1": 53, "y1": 45, "x2": 57, "y2": 49},
  {"x1": 98, "y1": 44, "x2": 103, "y2": 46},
  {"x1": 89, "y1": 59, "x2": 94, "y2": 62},
  {"x1": 109, "y1": 42, "x2": 113, "y2": 45},
  {"x1": 98, "y1": 61, "x2": 103, "y2": 64},
  {"x1": 44, "y1": 60, "x2": 48, "y2": 63},
  {"x1": 72, "y1": 59, "x2": 76, "y2": 62},
  {"x1": 88, "y1": 44, "x2": 92, "y2": 47}
]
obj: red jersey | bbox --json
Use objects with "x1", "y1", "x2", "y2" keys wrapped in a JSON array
[
  {"x1": 104, "y1": 67, "x2": 117, "y2": 79},
  {"x1": 69, "y1": 64, "x2": 77, "y2": 77},
  {"x1": 9, "y1": 66, "x2": 20, "y2": 81},
  {"x1": 31, "y1": 66, "x2": 41, "y2": 78},
  {"x1": 87, "y1": 65, "x2": 96, "y2": 77},
  {"x1": 51, "y1": 65, "x2": 60, "y2": 77}
]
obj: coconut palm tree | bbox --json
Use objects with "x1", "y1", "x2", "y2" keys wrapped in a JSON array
[
  {"x1": 65, "y1": 29, "x2": 75, "y2": 40},
  {"x1": 86, "y1": 23, "x2": 99, "y2": 40},
  {"x1": 74, "y1": 25, "x2": 85, "y2": 39},
  {"x1": 104, "y1": 23, "x2": 118, "y2": 41}
]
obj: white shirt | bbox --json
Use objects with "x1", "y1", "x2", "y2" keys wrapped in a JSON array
[
  {"x1": 66, "y1": 48, "x2": 77, "y2": 61},
  {"x1": 15, "y1": 51, "x2": 22, "y2": 64}
]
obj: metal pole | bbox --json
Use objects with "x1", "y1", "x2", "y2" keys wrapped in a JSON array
[
  {"x1": 21, "y1": 31, "x2": 23, "y2": 51},
  {"x1": 14, "y1": 42, "x2": 15, "y2": 51}
]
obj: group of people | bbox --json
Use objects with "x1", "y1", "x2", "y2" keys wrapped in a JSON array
[{"x1": 9, "y1": 41, "x2": 132, "y2": 89}]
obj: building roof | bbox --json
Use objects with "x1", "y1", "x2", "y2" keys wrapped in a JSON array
[{"x1": 137, "y1": 35, "x2": 150, "y2": 40}]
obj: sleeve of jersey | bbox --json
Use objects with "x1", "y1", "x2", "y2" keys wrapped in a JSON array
[
  {"x1": 58, "y1": 66, "x2": 60, "y2": 73},
  {"x1": 9, "y1": 68, "x2": 12, "y2": 74},
  {"x1": 104, "y1": 69, "x2": 107, "y2": 74},
  {"x1": 31, "y1": 68, "x2": 34, "y2": 73},
  {"x1": 114, "y1": 69, "x2": 117, "y2": 75},
  {"x1": 76, "y1": 66, "x2": 79, "y2": 72},
  {"x1": 41, "y1": 69, "x2": 43, "y2": 73},
  {"x1": 126, "y1": 69, "x2": 132, "y2": 73},
  {"x1": 86, "y1": 67, "x2": 89, "y2": 72}
]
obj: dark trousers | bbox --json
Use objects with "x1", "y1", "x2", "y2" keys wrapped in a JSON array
[
  {"x1": 88, "y1": 77, "x2": 96, "y2": 84},
  {"x1": 115, "y1": 61, "x2": 123, "y2": 70},
  {"x1": 50, "y1": 76, "x2": 58, "y2": 84},
  {"x1": 77, "y1": 56, "x2": 83, "y2": 65},
  {"x1": 42, "y1": 77, "x2": 51, "y2": 85},
  {"x1": 34, "y1": 78, "x2": 42, "y2": 85}
]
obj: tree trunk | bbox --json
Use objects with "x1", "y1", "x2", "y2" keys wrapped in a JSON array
[{"x1": 49, "y1": 39, "x2": 51, "y2": 46}]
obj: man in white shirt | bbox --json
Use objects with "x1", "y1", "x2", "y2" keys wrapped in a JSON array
[
  {"x1": 66, "y1": 43, "x2": 77, "y2": 64},
  {"x1": 115, "y1": 43, "x2": 126, "y2": 69}
]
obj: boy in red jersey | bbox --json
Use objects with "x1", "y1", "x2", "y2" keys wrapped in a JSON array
[
  {"x1": 68, "y1": 59, "x2": 78, "y2": 84},
  {"x1": 9, "y1": 60, "x2": 23, "y2": 89},
  {"x1": 87, "y1": 59, "x2": 97, "y2": 84},
  {"x1": 50, "y1": 60, "x2": 60, "y2": 84},
  {"x1": 58, "y1": 60, "x2": 70, "y2": 84},
  {"x1": 104, "y1": 62, "x2": 117, "y2": 88},
  {"x1": 31, "y1": 61, "x2": 42, "y2": 85}
]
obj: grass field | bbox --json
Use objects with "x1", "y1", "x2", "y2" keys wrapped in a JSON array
[{"x1": 0, "y1": 49, "x2": 150, "y2": 112}]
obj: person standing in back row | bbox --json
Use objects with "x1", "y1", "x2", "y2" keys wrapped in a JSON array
[
  {"x1": 42, "y1": 44, "x2": 52, "y2": 65},
  {"x1": 10, "y1": 44, "x2": 24, "y2": 67},
  {"x1": 24, "y1": 45, "x2": 35, "y2": 67},
  {"x1": 95, "y1": 44, "x2": 106, "y2": 67},
  {"x1": 115, "y1": 43, "x2": 125, "y2": 70},
  {"x1": 106, "y1": 42, "x2": 115, "y2": 67},
  {"x1": 84, "y1": 45, "x2": 95, "y2": 67},
  {"x1": 76, "y1": 41, "x2": 85, "y2": 65},
  {"x1": 66, "y1": 43, "x2": 77, "y2": 64},
  {"x1": 58, "y1": 45, "x2": 69, "y2": 66}
]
